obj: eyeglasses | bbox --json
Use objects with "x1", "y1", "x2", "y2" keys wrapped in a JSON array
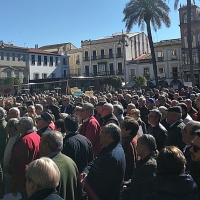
[{"x1": 191, "y1": 142, "x2": 200, "y2": 153}]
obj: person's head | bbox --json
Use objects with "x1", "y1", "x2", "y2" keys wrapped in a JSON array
[
  {"x1": 173, "y1": 93, "x2": 179, "y2": 100},
  {"x1": 182, "y1": 120, "x2": 200, "y2": 145},
  {"x1": 100, "y1": 123, "x2": 121, "y2": 146},
  {"x1": 188, "y1": 86, "x2": 193, "y2": 93},
  {"x1": 166, "y1": 106, "x2": 182, "y2": 125},
  {"x1": 126, "y1": 103, "x2": 136, "y2": 116},
  {"x1": 7, "y1": 107, "x2": 20, "y2": 120},
  {"x1": 18, "y1": 117, "x2": 34, "y2": 135},
  {"x1": 35, "y1": 104, "x2": 43, "y2": 115},
  {"x1": 96, "y1": 101, "x2": 106, "y2": 115},
  {"x1": 148, "y1": 109, "x2": 162, "y2": 127},
  {"x1": 0, "y1": 107, "x2": 6, "y2": 120},
  {"x1": 190, "y1": 93, "x2": 196, "y2": 101},
  {"x1": 4, "y1": 101, "x2": 12, "y2": 110},
  {"x1": 137, "y1": 134, "x2": 157, "y2": 159},
  {"x1": 178, "y1": 103, "x2": 187, "y2": 116},
  {"x1": 26, "y1": 157, "x2": 60, "y2": 197},
  {"x1": 171, "y1": 100, "x2": 179, "y2": 107},
  {"x1": 157, "y1": 95, "x2": 166, "y2": 106},
  {"x1": 39, "y1": 130, "x2": 63, "y2": 156},
  {"x1": 195, "y1": 94, "x2": 200, "y2": 110},
  {"x1": 101, "y1": 103, "x2": 113, "y2": 118},
  {"x1": 158, "y1": 106, "x2": 167, "y2": 120},
  {"x1": 6, "y1": 118, "x2": 19, "y2": 137},
  {"x1": 27, "y1": 105, "x2": 36, "y2": 116},
  {"x1": 73, "y1": 106, "x2": 82, "y2": 122},
  {"x1": 46, "y1": 96, "x2": 53, "y2": 106},
  {"x1": 138, "y1": 97, "x2": 146, "y2": 107},
  {"x1": 36, "y1": 112, "x2": 53, "y2": 130},
  {"x1": 54, "y1": 119, "x2": 65, "y2": 134},
  {"x1": 185, "y1": 99, "x2": 192, "y2": 110},
  {"x1": 157, "y1": 146, "x2": 186, "y2": 175},
  {"x1": 130, "y1": 108, "x2": 140, "y2": 120},
  {"x1": 81, "y1": 103, "x2": 94, "y2": 120},
  {"x1": 113, "y1": 104, "x2": 124, "y2": 117},
  {"x1": 131, "y1": 95, "x2": 139, "y2": 105},
  {"x1": 146, "y1": 98, "x2": 155, "y2": 110},
  {"x1": 125, "y1": 94, "x2": 131, "y2": 103},
  {"x1": 121, "y1": 116, "x2": 139, "y2": 138},
  {"x1": 64, "y1": 114, "x2": 79, "y2": 133},
  {"x1": 62, "y1": 95, "x2": 70, "y2": 106}
]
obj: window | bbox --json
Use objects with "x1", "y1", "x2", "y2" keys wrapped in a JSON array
[
  {"x1": 85, "y1": 65, "x2": 89, "y2": 76},
  {"x1": 76, "y1": 55, "x2": 80, "y2": 64},
  {"x1": 1, "y1": 52, "x2": 4, "y2": 60},
  {"x1": 50, "y1": 57, "x2": 53, "y2": 66},
  {"x1": 31, "y1": 55, "x2": 35, "y2": 65},
  {"x1": 117, "y1": 48, "x2": 122, "y2": 57},
  {"x1": 84, "y1": 51, "x2": 89, "y2": 61},
  {"x1": 184, "y1": 13, "x2": 187, "y2": 23},
  {"x1": 12, "y1": 53, "x2": 15, "y2": 61},
  {"x1": 7, "y1": 71, "x2": 11, "y2": 77},
  {"x1": 92, "y1": 51, "x2": 97, "y2": 60},
  {"x1": 35, "y1": 73, "x2": 39, "y2": 79},
  {"x1": 44, "y1": 56, "x2": 47, "y2": 65},
  {"x1": 100, "y1": 49, "x2": 105, "y2": 59},
  {"x1": 157, "y1": 51, "x2": 164, "y2": 57},
  {"x1": 42, "y1": 73, "x2": 47, "y2": 79},
  {"x1": 158, "y1": 67, "x2": 164, "y2": 73},
  {"x1": 23, "y1": 71, "x2": 27, "y2": 78},
  {"x1": 63, "y1": 58, "x2": 66, "y2": 65},
  {"x1": 55, "y1": 57, "x2": 59, "y2": 66},
  {"x1": 118, "y1": 62, "x2": 123, "y2": 74},
  {"x1": 38, "y1": 55, "x2": 41, "y2": 65},
  {"x1": 7, "y1": 53, "x2": 10, "y2": 61},
  {"x1": 109, "y1": 63, "x2": 114, "y2": 75},
  {"x1": 93, "y1": 65, "x2": 97, "y2": 76},
  {"x1": 171, "y1": 50, "x2": 176, "y2": 56},
  {"x1": 109, "y1": 49, "x2": 113, "y2": 58},
  {"x1": 15, "y1": 71, "x2": 19, "y2": 77},
  {"x1": 63, "y1": 70, "x2": 67, "y2": 77},
  {"x1": 23, "y1": 54, "x2": 26, "y2": 62},
  {"x1": 144, "y1": 68, "x2": 150, "y2": 74},
  {"x1": 51, "y1": 73, "x2": 56, "y2": 78},
  {"x1": 130, "y1": 69, "x2": 136, "y2": 76},
  {"x1": 98, "y1": 63, "x2": 106, "y2": 74},
  {"x1": 18, "y1": 54, "x2": 20, "y2": 61}
]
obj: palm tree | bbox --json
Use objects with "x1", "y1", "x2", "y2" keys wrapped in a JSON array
[{"x1": 123, "y1": 0, "x2": 171, "y2": 89}]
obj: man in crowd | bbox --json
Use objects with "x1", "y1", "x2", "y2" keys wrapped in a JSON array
[
  {"x1": 178, "y1": 103, "x2": 192, "y2": 125},
  {"x1": 46, "y1": 96, "x2": 60, "y2": 120},
  {"x1": 7, "y1": 107, "x2": 20, "y2": 121},
  {"x1": 63, "y1": 115, "x2": 93, "y2": 172},
  {"x1": 185, "y1": 99, "x2": 197, "y2": 117},
  {"x1": 138, "y1": 97, "x2": 149, "y2": 127},
  {"x1": 165, "y1": 106, "x2": 185, "y2": 150},
  {"x1": 113, "y1": 104, "x2": 124, "y2": 126},
  {"x1": 157, "y1": 95, "x2": 170, "y2": 108},
  {"x1": 60, "y1": 95, "x2": 74, "y2": 114},
  {"x1": 192, "y1": 94, "x2": 200, "y2": 121},
  {"x1": 148, "y1": 109, "x2": 167, "y2": 151},
  {"x1": 79, "y1": 103, "x2": 101, "y2": 157},
  {"x1": 35, "y1": 104, "x2": 43, "y2": 116},
  {"x1": 80, "y1": 123, "x2": 125, "y2": 200},
  {"x1": 146, "y1": 98, "x2": 156, "y2": 111}
]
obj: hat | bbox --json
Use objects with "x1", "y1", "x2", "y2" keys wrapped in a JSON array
[
  {"x1": 96, "y1": 101, "x2": 106, "y2": 106},
  {"x1": 147, "y1": 98, "x2": 155, "y2": 104},
  {"x1": 37, "y1": 112, "x2": 53, "y2": 123},
  {"x1": 167, "y1": 106, "x2": 182, "y2": 113}
]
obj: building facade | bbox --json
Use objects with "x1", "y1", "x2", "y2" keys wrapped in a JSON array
[
  {"x1": 179, "y1": 4, "x2": 200, "y2": 86},
  {"x1": 81, "y1": 32, "x2": 150, "y2": 82},
  {"x1": 127, "y1": 38, "x2": 182, "y2": 89}
]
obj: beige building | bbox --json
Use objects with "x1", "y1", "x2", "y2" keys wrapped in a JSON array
[
  {"x1": 81, "y1": 32, "x2": 150, "y2": 82},
  {"x1": 127, "y1": 38, "x2": 182, "y2": 88}
]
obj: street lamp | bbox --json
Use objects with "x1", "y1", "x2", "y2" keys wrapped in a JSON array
[{"x1": 118, "y1": 30, "x2": 128, "y2": 85}]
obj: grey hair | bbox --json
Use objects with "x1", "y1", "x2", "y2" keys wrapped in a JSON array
[
  {"x1": 113, "y1": 104, "x2": 124, "y2": 115},
  {"x1": 185, "y1": 99, "x2": 192, "y2": 104},
  {"x1": 19, "y1": 117, "x2": 34, "y2": 130},
  {"x1": 0, "y1": 107, "x2": 6, "y2": 119},
  {"x1": 150, "y1": 109, "x2": 162, "y2": 121},
  {"x1": 171, "y1": 100, "x2": 179, "y2": 106},
  {"x1": 158, "y1": 106, "x2": 167, "y2": 115},
  {"x1": 9, "y1": 107, "x2": 20, "y2": 117},
  {"x1": 139, "y1": 96, "x2": 146, "y2": 103},
  {"x1": 188, "y1": 121, "x2": 200, "y2": 136},
  {"x1": 104, "y1": 103, "x2": 113, "y2": 113},
  {"x1": 138, "y1": 134, "x2": 157, "y2": 152},
  {"x1": 7, "y1": 118, "x2": 19, "y2": 131},
  {"x1": 103, "y1": 123, "x2": 121, "y2": 142},
  {"x1": 127, "y1": 103, "x2": 136, "y2": 109},
  {"x1": 43, "y1": 130, "x2": 63, "y2": 152},
  {"x1": 60, "y1": 113, "x2": 69, "y2": 120},
  {"x1": 82, "y1": 102, "x2": 94, "y2": 115},
  {"x1": 35, "y1": 104, "x2": 43, "y2": 110}
]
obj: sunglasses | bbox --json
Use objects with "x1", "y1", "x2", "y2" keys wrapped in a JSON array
[{"x1": 191, "y1": 142, "x2": 200, "y2": 153}]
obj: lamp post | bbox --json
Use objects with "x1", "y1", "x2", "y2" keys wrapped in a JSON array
[{"x1": 118, "y1": 30, "x2": 128, "y2": 85}]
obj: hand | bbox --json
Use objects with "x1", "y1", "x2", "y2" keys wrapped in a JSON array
[{"x1": 79, "y1": 173, "x2": 87, "y2": 181}]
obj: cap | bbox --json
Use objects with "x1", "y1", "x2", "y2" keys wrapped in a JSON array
[
  {"x1": 37, "y1": 112, "x2": 53, "y2": 123},
  {"x1": 147, "y1": 98, "x2": 155, "y2": 104},
  {"x1": 167, "y1": 106, "x2": 182, "y2": 113}
]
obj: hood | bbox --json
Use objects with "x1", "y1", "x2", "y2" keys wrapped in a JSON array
[{"x1": 154, "y1": 174, "x2": 198, "y2": 195}]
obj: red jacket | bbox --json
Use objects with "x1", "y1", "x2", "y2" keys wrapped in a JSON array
[
  {"x1": 192, "y1": 110, "x2": 200, "y2": 121},
  {"x1": 11, "y1": 130, "x2": 40, "y2": 193},
  {"x1": 79, "y1": 116, "x2": 101, "y2": 157}
]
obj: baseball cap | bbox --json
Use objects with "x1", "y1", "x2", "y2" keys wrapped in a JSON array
[
  {"x1": 37, "y1": 112, "x2": 53, "y2": 123},
  {"x1": 147, "y1": 98, "x2": 155, "y2": 104}
]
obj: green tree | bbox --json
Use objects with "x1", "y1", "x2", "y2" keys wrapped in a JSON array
[
  {"x1": 132, "y1": 76, "x2": 147, "y2": 87},
  {"x1": 123, "y1": 0, "x2": 171, "y2": 89},
  {"x1": 103, "y1": 76, "x2": 122, "y2": 88}
]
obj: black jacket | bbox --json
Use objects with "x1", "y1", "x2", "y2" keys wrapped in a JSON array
[
  {"x1": 148, "y1": 123, "x2": 168, "y2": 151},
  {"x1": 62, "y1": 132, "x2": 94, "y2": 172},
  {"x1": 60, "y1": 103, "x2": 74, "y2": 114},
  {"x1": 139, "y1": 105, "x2": 149, "y2": 127},
  {"x1": 46, "y1": 104, "x2": 60, "y2": 120},
  {"x1": 102, "y1": 113, "x2": 119, "y2": 126},
  {"x1": 144, "y1": 174, "x2": 200, "y2": 200}
]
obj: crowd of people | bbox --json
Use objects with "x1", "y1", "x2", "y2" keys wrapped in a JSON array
[{"x1": 1, "y1": 85, "x2": 200, "y2": 199}]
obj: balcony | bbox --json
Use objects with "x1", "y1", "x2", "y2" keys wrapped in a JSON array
[
  {"x1": 116, "y1": 53, "x2": 123, "y2": 58},
  {"x1": 83, "y1": 70, "x2": 124, "y2": 77},
  {"x1": 98, "y1": 55, "x2": 106, "y2": 59},
  {"x1": 157, "y1": 57, "x2": 164, "y2": 61},
  {"x1": 76, "y1": 60, "x2": 80, "y2": 64},
  {"x1": 170, "y1": 72, "x2": 180, "y2": 79},
  {"x1": 143, "y1": 74, "x2": 150, "y2": 79},
  {"x1": 91, "y1": 56, "x2": 97, "y2": 60},
  {"x1": 158, "y1": 73, "x2": 166, "y2": 79},
  {"x1": 108, "y1": 54, "x2": 114, "y2": 59},
  {"x1": 171, "y1": 55, "x2": 178, "y2": 60},
  {"x1": 84, "y1": 57, "x2": 90, "y2": 61}
]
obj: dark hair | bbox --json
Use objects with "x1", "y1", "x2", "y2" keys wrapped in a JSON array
[
  {"x1": 103, "y1": 123, "x2": 121, "y2": 143},
  {"x1": 138, "y1": 134, "x2": 157, "y2": 152},
  {"x1": 122, "y1": 116, "x2": 139, "y2": 137},
  {"x1": 178, "y1": 103, "x2": 187, "y2": 113},
  {"x1": 64, "y1": 114, "x2": 79, "y2": 132},
  {"x1": 157, "y1": 146, "x2": 186, "y2": 175},
  {"x1": 150, "y1": 109, "x2": 162, "y2": 121},
  {"x1": 54, "y1": 119, "x2": 65, "y2": 133}
]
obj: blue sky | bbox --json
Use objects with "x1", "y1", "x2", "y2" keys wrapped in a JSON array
[{"x1": 0, "y1": 0, "x2": 198, "y2": 48}]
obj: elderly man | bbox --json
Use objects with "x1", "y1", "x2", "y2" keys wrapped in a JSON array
[
  {"x1": 7, "y1": 107, "x2": 20, "y2": 121},
  {"x1": 35, "y1": 104, "x2": 43, "y2": 116},
  {"x1": 157, "y1": 95, "x2": 170, "y2": 108},
  {"x1": 126, "y1": 103, "x2": 136, "y2": 116},
  {"x1": 79, "y1": 103, "x2": 101, "y2": 157},
  {"x1": 27, "y1": 105, "x2": 37, "y2": 117},
  {"x1": 178, "y1": 103, "x2": 192, "y2": 125},
  {"x1": 185, "y1": 99, "x2": 197, "y2": 117},
  {"x1": 192, "y1": 94, "x2": 200, "y2": 121},
  {"x1": 148, "y1": 109, "x2": 167, "y2": 151},
  {"x1": 146, "y1": 98, "x2": 156, "y2": 111},
  {"x1": 165, "y1": 106, "x2": 186, "y2": 150},
  {"x1": 11, "y1": 117, "x2": 40, "y2": 199},
  {"x1": 63, "y1": 115, "x2": 93, "y2": 172},
  {"x1": 101, "y1": 103, "x2": 119, "y2": 126},
  {"x1": 60, "y1": 95, "x2": 74, "y2": 114},
  {"x1": 39, "y1": 130, "x2": 80, "y2": 200},
  {"x1": 138, "y1": 97, "x2": 149, "y2": 127},
  {"x1": 158, "y1": 106, "x2": 170, "y2": 131},
  {"x1": 113, "y1": 104, "x2": 124, "y2": 126},
  {"x1": 46, "y1": 96, "x2": 60, "y2": 120},
  {"x1": 80, "y1": 123, "x2": 125, "y2": 200}
]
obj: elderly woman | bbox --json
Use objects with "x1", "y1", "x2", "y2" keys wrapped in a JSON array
[{"x1": 26, "y1": 157, "x2": 63, "y2": 200}]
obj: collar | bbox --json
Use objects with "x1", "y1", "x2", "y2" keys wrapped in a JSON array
[
  {"x1": 83, "y1": 117, "x2": 90, "y2": 123},
  {"x1": 170, "y1": 120, "x2": 179, "y2": 128}
]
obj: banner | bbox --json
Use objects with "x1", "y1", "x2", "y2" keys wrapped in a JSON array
[
  {"x1": 184, "y1": 82, "x2": 192, "y2": 87},
  {"x1": 85, "y1": 91, "x2": 94, "y2": 97},
  {"x1": 73, "y1": 91, "x2": 83, "y2": 97},
  {"x1": 0, "y1": 78, "x2": 14, "y2": 96}
]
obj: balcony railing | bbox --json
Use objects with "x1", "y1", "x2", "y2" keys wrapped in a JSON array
[
  {"x1": 108, "y1": 54, "x2": 114, "y2": 58},
  {"x1": 116, "y1": 53, "x2": 123, "y2": 58},
  {"x1": 76, "y1": 60, "x2": 80, "y2": 64},
  {"x1": 84, "y1": 57, "x2": 90, "y2": 61},
  {"x1": 170, "y1": 72, "x2": 180, "y2": 79},
  {"x1": 158, "y1": 73, "x2": 166, "y2": 78},
  {"x1": 98, "y1": 55, "x2": 106, "y2": 59},
  {"x1": 91, "y1": 56, "x2": 97, "y2": 60},
  {"x1": 83, "y1": 70, "x2": 124, "y2": 77},
  {"x1": 143, "y1": 74, "x2": 150, "y2": 79},
  {"x1": 171, "y1": 55, "x2": 178, "y2": 60},
  {"x1": 157, "y1": 57, "x2": 164, "y2": 61}
]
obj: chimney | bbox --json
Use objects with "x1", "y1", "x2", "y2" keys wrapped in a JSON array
[{"x1": 35, "y1": 44, "x2": 38, "y2": 49}]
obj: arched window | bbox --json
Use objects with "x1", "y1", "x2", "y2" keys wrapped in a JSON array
[{"x1": 183, "y1": 13, "x2": 187, "y2": 23}]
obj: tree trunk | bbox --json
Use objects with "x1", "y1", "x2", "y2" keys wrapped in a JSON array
[
  {"x1": 146, "y1": 21, "x2": 159, "y2": 89},
  {"x1": 187, "y1": 0, "x2": 194, "y2": 86}
]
